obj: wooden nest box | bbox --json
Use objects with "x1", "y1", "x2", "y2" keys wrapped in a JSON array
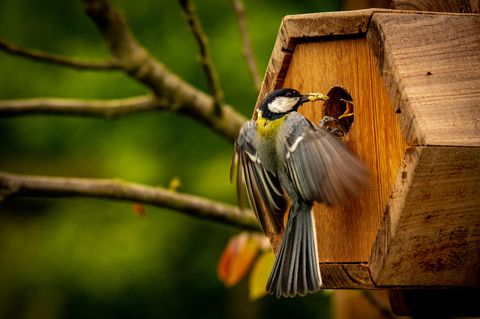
[{"x1": 256, "y1": 9, "x2": 480, "y2": 290}]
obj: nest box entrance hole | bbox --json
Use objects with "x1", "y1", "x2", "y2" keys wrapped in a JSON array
[{"x1": 324, "y1": 86, "x2": 355, "y2": 136}]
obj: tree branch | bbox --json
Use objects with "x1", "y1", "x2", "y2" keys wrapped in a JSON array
[
  {"x1": 0, "y1": 95, "x2": 166, "y2": 118},
  {"x1": 0, "y1": 172, "x2": 260, "y2": 231},
  {"x1": 178, "y1": 0, "x2": 225, "y2": 116},
  {"x1": 81, "y1": 0, "x2": 245, "y2": 142},
  {"x1": 0, "y1": 91, "x2": 245, "y2": 141},
  {"x1": 0, "y1": 37, "x2": 119, "y2": 71},
  {"x1": 231, "y1": 0, "x2": 261, "y2": 91}
]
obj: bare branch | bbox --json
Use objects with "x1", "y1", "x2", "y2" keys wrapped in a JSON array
[
  {"x1": 178, "y1": 0, "x2": 225, "y2": 116},
  {"x1": 0, "y1": 95, "x2": 165, "y2": 118},
  {"x1": 0, "y1": 93, "x2": 245, "y2": 142},
  {"x1": 231, "y1": 0, "x2": 261, "y2": 91},
  {"x1": 0, "y1": 37, "x2": 119, "y2": 71},
  {"x1": 81, "y1": 0, "x2": 245, "y2": 142},
  {"x1": 0, "y1": 172, "x2": 260, "y2": 231}
]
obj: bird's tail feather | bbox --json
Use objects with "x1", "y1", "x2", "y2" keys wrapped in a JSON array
[{"x1": 266, "y1": 204, "x2": 321, "y2": 298}]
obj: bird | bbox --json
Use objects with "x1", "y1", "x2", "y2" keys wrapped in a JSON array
[{"x1": 231, "y1": 88, "x2": 367, "y2": 298}]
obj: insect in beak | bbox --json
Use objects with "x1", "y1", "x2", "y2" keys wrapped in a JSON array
[{"x1": 300, "y1": 93, "x2": 329, "y2": 104}]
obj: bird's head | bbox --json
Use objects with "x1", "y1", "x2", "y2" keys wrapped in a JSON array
[{"x1": 259, "y1": 88, "x2": 328, "y2": 120}]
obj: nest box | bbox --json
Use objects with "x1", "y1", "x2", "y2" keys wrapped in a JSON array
[{"x1": 256, "y1": 9, "x2": 480, "y2": 290}]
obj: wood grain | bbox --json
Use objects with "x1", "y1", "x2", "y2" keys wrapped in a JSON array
[
  {"x1": 392, "y1": 0, "x2": 479, "y2": 13},
  {"x1": 283, "y1": 38, "x2": 407, "y2": 263},
  {"x1": 320, "y1": 263, "x2": 375, "y2": 289},
  {"x1": 370, "y1": 146, "x2": 480, "y2": 286},
  {"x1": 367, "y1": 13, "x2": 480, "y2": 146}
]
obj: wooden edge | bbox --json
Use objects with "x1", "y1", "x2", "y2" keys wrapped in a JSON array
[
  {"x1": 281, "y1": 8, "x2": 479, "y2": 51},
  {"x1": 280, "y1": 9, "x2": 377, "y2": 50},
  {"x1": 368, "y1": 146, "x2": 421, "y2": 283},
  {"x1": 366, "y1": 13, "x2": 425, "y2": 145},
  {"x1": 391, "y1": 0, "x2": 480, "y2": 13},
  {"x1": 320, "y1": 263, "x2": 376, "y2": 289}
]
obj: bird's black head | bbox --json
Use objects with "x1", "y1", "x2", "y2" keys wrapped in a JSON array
[{"x1": 259, "y1": 88, "x2": 327, "y2": 120}]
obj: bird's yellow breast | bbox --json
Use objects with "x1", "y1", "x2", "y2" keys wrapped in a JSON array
[{"x1": 256, "y1": 111, "x2": 286, "y2": 138}]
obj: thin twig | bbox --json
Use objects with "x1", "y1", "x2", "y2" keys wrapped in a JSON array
[
  {"x1": 82, "y1": 0, "x2": 245, "y2": 142},
  {"x1": 231, "y1": 0, "x2": 261, "y2": 91},
  {"x1": 0, "y1": 172, "x2": 260, "y2": 231},
  {"x1": 178, "y1": 0, "x2": 225, "y2": 116},
  {"x1": 0, "y1": 95, "x2": 162, "y2": 118},
  {"x1": 0, "y1": 37, "x2": 119, "y2": 71}
]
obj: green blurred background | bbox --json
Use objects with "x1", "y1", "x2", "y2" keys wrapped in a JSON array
[{"x1": 0, "y1": 1, "x2": 342, "y2": 318}]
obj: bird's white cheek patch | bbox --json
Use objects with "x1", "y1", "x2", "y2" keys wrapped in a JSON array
[{"x1": 268, "y1": 97, "x2": 299, "y2": 113}]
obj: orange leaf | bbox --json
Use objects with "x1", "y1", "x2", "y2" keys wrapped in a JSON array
[
  {"x1": 249, "y1": 250, "x2": 274, "y2": 300},
  {"x1": 217, "y1": 232, "x2": 260, "y2": 287},
  {"x1": 217, "y1": 236, "x2": 238, "y2": 283},
  {"x1": 132, "y1": 203, "x2": 147, "y2": 218}
]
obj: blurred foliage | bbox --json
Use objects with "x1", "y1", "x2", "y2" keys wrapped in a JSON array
[{"x1": 0, "y1": 0, "x2": 340, "y2": 318}]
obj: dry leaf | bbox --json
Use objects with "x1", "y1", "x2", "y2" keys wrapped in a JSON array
[{"x1": 217, "y1": 232, "x2": 260, "y2": 287}]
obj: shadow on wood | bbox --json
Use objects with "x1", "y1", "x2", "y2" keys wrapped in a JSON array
[{"x1": 388, "y1": 289, "x2": 480, "y2": 317}]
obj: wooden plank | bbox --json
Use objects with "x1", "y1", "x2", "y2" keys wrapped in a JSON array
[
  {"x1": 282, "y1": 38, "x2": 408, "y2": 263},
  {"x1": 370, "y1": 146, "x2": 480, "y2": 286},
  {"x1": 392, "y1": 0, "x2": 479, "y2": 13},
  {"x1": 281, "y1": 9, "x2": 376, "y2": 50},
  {"x1": 320, "y1": 263, "x2": 375, "y2": 289},
  {"x1": 367, "y1": 13, "x2": 480, "y2": 146}
]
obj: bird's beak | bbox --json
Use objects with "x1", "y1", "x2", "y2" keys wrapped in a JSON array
[{"x1": 301, "y1": 93, "x2": 328, "y2": 104}]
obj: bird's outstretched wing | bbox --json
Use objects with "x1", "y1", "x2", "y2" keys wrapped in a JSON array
[
  {"x1": 281, "y1": 113, "x2": 367, "y2": 205},
  {"x1": 231, "y1": 120, "x2": 287, "y2": 233}
]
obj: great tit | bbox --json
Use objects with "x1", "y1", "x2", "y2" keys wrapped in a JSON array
[{"x1": 231, "y1": 88, "x2": 367, "y2": 298}]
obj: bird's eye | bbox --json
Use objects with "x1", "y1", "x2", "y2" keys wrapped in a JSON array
[{"x1": 286, "y1": 92, "x2": 292, "y2": 97}]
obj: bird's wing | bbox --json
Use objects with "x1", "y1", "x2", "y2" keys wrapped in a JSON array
[
  {"x1": 231, "y1": 120, "x2": 287, "y2": 234},
  {"x1": 282, "y1": 113, "x2": 367, "y2": 205}
]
